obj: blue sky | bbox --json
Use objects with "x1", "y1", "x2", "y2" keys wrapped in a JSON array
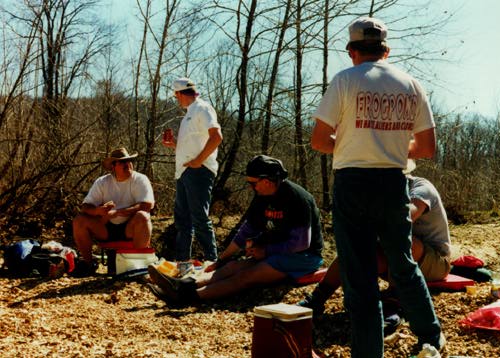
[
  {"x1": 106, "y1": 0, "x2": 499, "y2": 118},
  {"x1": 427, "y1": 0, "x2": 500, "y2": 117}
]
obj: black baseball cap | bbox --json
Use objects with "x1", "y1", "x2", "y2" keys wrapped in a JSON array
[{"x1": 246, "y1": 155, "x2": 288, "y2": 180}]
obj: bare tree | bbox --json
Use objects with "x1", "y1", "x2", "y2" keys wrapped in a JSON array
[
  {"x1": 260, "y1": 0, "x2": 293, "y2": 154},
  {"x1": 0, "y1": 0, "x2": 110, "y2": 224},
  {"x1": 211, "y1": 0, "x2": 258, "y2": 197},
  {"x1": 133, "y1": 0, "x2": 183, "y2": 176}
]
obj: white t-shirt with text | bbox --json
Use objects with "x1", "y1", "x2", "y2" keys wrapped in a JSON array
[{"x1": 313, "y1": 60, "x2": 435, "y2": 169}]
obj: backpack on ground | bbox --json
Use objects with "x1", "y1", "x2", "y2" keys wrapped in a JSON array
[{"x1": 2, "y1": 239, "x2": 76, "y2": 278}]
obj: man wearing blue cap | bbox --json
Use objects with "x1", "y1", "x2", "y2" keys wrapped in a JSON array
[{"x1": 147, "y1": 155, "x2": 323, "y2": 303}]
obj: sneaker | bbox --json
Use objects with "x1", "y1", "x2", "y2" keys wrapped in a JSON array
[
  {"x1": 417, "y1": 332, "x2": 446, "y2": 356},
  {"x1": 297, "y1": 293, "x2": 326, "y2": 316},
  {"x1": 71, "y1": 259, "x2": 98, "y2": 278},
  {"x1": 177, "y1": 261, "x2": 194, "y2": 277},
  {"x1": 383, "y1": 313, "x2": 401, "y2": 337},
  {"x1": 415, "y1": 343, "x2": 441, "y2": 358}
]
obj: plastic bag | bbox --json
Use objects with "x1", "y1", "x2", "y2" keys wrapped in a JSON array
[
  {"x1": 459, "y1": 300, "x2": 500, "y2": 331},
  {"x1": 451, "y1": 255, "x2": 484, "y2": 268}
]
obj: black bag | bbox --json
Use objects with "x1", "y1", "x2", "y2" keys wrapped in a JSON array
[
  {"x1": 3, "y1": 239, "x2": 40, "y2": 276},
  {"x1": 3, "y1": 239, "x2": 76, "y2": 278}
]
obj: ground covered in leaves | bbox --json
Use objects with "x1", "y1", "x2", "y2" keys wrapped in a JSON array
[{"x1": 1, "y1": 216, "x2": 500, "y2": 357}]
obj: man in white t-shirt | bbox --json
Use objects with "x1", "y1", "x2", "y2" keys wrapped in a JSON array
[
  {"x1": 162, "y1": 78, "x2": 223, "y2": 271},
  {"x1": 72, "y1": 147, "x2": 155, "y2": 277},
  {"x1": 311, "y1": 17, "x2": 444, "y2": 357}
]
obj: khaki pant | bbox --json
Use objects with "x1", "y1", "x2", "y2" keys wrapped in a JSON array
[{"x1": 419, "y1": 244, "x2": 451, "y2": 282}]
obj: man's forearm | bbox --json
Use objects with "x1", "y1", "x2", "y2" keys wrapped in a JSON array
[
  {"x1": 80, "y1": 203, "x2": 101, "y2": 216},
  {"x1": 408, "y1": 127, "x2": 436, "y2": 159},
  {"x1": 118, "y1": 202, "x2": 153, "y2": 216},
  {"x1": 311, "y1": 119, "x2": 336, "y2": 154},
  {"x1": 218, "y1": 241, "x2": 241, "y2": 261},
  {"x1": 194, "y1": 128, "x2": 222, "y2": 164}
]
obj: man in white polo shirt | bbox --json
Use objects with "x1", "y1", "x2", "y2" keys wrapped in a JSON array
[{"x1": 162, "y1": 77, "x2": 223, "y2": 272}]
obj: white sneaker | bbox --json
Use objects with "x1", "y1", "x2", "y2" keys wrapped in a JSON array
[{"x1": 416, "y1": 344, "x2": 441, "y2": 358}]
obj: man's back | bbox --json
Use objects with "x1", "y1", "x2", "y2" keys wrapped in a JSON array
[
  {"x1": 313, "y1": 61, "x2": 434, "y2": 169},
  {"x1": 410, "y1": 176, "x2": 451, "y2": 256}
]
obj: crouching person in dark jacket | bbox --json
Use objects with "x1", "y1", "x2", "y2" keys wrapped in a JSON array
[{"x1": 147, "y1": 154, "x2": 323, "y2": 305}]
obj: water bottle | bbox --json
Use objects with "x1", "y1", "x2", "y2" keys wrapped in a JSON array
[{"x1": 491, "y1": 271, "x2": 500, "y2": 299}]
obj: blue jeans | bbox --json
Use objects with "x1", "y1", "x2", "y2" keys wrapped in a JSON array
[
  {"x1": 174, "y1": 166, "x2": 217, "y2": 261},
  {"x1": 332, "y1": 168, "x2": 441, "y2": 358}
]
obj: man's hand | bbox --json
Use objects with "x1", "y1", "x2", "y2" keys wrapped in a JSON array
[
  {"x1": 183, "y1": 158, "x2": 203, "y2": 168},
  {"x1": 204, "y1": 262, "x2": 219, "y2": 273},
  {"x1": 107, "y1": 208, "x2": 131, "y2": 218},
  {"x1": 162, "y1": 140, "x2": 176, "y2": 149},
  {"x1": 96, "y1": 201, "x2": 115, "y2": 217},
  {"x1": 246, "y1": 246, "x2": 266, "y2": 260}
]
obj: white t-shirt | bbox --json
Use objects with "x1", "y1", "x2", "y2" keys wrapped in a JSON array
[
  {"x1": 175, "y1": 98, "x2": 221, "y2": 179},
  {"x1": 83, "y1": 171, "x2": 155, "y2": 224},
  {"x1": 409, "y1": 176, "x2": 451, "y2": 257},
  {"x1": 313, "y1": 60, "x2": 435, "y2": 169}
]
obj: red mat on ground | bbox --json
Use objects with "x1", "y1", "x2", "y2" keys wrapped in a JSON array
[
  {"x1": 426, "y1": 273, "x2": 474, "y2": 291},
  {"x1": 294, "y1": 267, "x2": 328, "y2": 285}
]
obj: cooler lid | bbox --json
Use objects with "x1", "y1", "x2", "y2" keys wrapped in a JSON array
[
  {"x1": 116, "y1": 247, "x2": 156, "y2": 254},
  {"x1": 254, "y1": 303, "x2": 312, "y2": 320}
]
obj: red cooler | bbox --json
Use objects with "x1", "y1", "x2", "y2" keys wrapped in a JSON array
[{"x1": 252, "y1": 303, "x2": 313, "y2": 358}]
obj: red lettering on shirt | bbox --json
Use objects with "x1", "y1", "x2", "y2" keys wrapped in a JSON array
[
  {"x1": 355, "y1": 91, "x2": 417, "y2": 131},
  {"x1": 265, "y1": 209, "x2": 284, "y2": 220}
]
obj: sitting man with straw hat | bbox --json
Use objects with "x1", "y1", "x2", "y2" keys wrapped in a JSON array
[{"x1": 72, "y1": 147, "x2": 155, "y2": 277}]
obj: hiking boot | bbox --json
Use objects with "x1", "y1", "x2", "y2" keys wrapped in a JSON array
[
  {"x1": 297, "y1": 293, "x2": 326, "y2": 316},
  {"x1": 71, "y1": 259, "x2": 98, "y2": 278},
  {"x1": 147, "y1": 265, "x2": 198, "y2": 305},
  {"x1": 147, "y1": 282, "x2": 181, "y2": 304},
  {"x1": 383, "y1": 313, "x2": 401, "y2": 337}
]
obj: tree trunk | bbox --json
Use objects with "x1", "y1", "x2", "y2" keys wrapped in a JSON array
[
  {"x1": 261, "y1": 0, "x2": 292, "y2": 154},
  {"x1": 214, "y1": 0, "x2": 258, "y2": 198},
  {"x1": 294, "y1": 0, "x2": 308, "y2": 189}
]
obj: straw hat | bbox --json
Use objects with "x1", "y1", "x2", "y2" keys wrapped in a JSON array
[{"x1": 102, "y1": 147, "x2": 138, "y2": 171}]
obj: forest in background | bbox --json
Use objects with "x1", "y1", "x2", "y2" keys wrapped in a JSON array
[{"x1": 0, "y1": 0, "x2": 499, "y2": 241}]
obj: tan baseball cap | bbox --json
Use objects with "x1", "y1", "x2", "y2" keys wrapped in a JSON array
[{"x1": 347, "y1": 17, "x2": 388, "y2": 48}]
